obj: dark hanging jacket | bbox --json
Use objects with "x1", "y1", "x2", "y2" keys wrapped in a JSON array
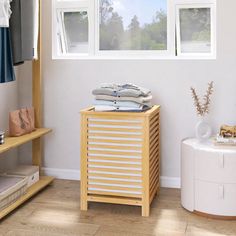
[{"x1": 9, "y1": 0, "x2": 35, "y2": 65}]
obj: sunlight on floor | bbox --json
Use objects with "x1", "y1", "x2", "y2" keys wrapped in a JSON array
[
  {"x1": 1, "y1": 182, "x2": 235, "y2": 236},
  {"x1": 154, "y1": 208, "x2": 187, "y2": 234},
  {"x1": 29, "y1": 208, "x2": 79, "y2": 226}
]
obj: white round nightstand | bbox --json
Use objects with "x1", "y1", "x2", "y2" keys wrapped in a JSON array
[{"x1": 181, "y1": 138, "x2": 236, "y2": 219}]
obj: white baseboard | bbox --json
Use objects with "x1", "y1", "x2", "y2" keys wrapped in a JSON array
[
  {"x1": 42, "y1": 168, "x2": 181, "y2": 189},
  {"x1": 160, "y1": 176, "x2": 181, "y2": 189},
  {"x1": 42, "y1": 167, "x2": 80, "y2": 181}
]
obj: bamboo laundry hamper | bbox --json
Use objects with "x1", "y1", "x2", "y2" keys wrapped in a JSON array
[{"x1": 80, "y1": 105, "x2": 160, "y2": 216}]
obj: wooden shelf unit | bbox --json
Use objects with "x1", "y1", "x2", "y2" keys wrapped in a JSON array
[
  {"x1": 0, "y1": 128, "x2": 52, "y2": 154},
  {"x1": 0, "y1": 129, "x2": 53, "y2": 219},
  {"x1": 0, "y1": 0, "x2": 54, "y2": 220}
]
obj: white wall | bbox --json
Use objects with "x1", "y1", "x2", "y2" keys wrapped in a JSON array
[
  {"x1": 0, "y1": 77, "x2": 18, "y2": 171},
  {"x1": 18, "y1": 0, "x2": 236, "y2": 184}
]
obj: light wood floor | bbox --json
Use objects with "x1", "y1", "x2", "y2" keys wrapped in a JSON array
[{"x1": 0, "y1": 180, "x2": 236, "y2": 236}]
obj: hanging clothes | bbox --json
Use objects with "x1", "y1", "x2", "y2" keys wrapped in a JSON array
[
  {"x1": 9, "y1": 0, "x2": 38, "y2": 65},
  {"x1": 0, "y1": 0, "x2": 12, "y2": 27},
  {"x1": 0, "y1": 27, "x2": 15, "y2": 83},
  {"x1": 0, "y1": 0, "x2": 15, "y2": 83},
  {"x1": 33, "y1": 0, "x2": 39, "y2": 60}
]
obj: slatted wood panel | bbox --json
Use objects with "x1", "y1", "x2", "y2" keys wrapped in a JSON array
[
  {"x1": 87, "y1": 117, "x2": 144, "y2": 198},
  {"x1": 149, "y1": 110, "x2": 160, "y2": 203},
  {"x1": 80, "y1": 105, "x2": 160, "y2": 216}
]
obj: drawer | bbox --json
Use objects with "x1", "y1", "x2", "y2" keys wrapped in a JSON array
[
  {"x1": 195, "y1": 150, "x2": 236, "y2": 183},
  {"x1": 195, "y1": 180, "x2": 236, "y2": 216}
]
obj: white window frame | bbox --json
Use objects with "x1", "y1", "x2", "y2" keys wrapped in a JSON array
[
  {"x1": 52, "y1": 0, "x2": 216, "y2": 59},
  {"x1": 94, "y1": 0, "x2": 175, "y2": 57},
  {"x1": 52, "y1": 0, "x2": 95, "y2": 58},
  {"x1": 175, "y1": 0, "x2": 216, "y2": 58}
]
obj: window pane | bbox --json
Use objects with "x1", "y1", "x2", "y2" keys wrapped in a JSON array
[
  {"x1": 99, "y1": 0, "x2": 167, "y2": 51},
  {"x1": 64, "y1": 11, "x2": 88, "y2": 53},
  {"x1": 179, "y1": 8, "x2": 211, "y2": 53}
]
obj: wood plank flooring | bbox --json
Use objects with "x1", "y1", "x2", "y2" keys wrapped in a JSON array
[{"x1": 0, "y1": 180, "x2": 236, "y2": 236}]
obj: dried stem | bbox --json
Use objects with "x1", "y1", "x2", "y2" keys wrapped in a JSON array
[
  {"x1": 190, "y1": 87, "x2": 203, "y2": 116},
  {"x1": 202, "y1": 81, "x2": 214, "y2": 114},
  {"x1": 190, "y1": 81, "x2": 214, "y2": 117}
]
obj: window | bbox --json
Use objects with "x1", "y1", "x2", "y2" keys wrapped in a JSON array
[
  {"x1": 176, "y1": 3, "x2": 216, "y2": 56},
  {"x1": 64, "y1": 11, "x2": 88, "y2": 53},
  {"x1": 58, "y1": 10, "x2": 89, "y2": 54},
  {"x1": 98, "y1": 0, "x2": 167, "y2": 51},
  {"x1": 52, "y1": 0, "x2": 94, "y2": 57},
  {"x1": 52, "y1": 0, "x2": 216, "y2": 58}
]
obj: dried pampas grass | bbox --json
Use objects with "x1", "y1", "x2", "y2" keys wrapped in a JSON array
[{"x1": 190, "y1": 81, "x2": 214, "y2": 117}]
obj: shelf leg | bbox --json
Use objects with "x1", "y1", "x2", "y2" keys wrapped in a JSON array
[{"x1": 33, "y1": 138, "x2": 42, "y2": 173}]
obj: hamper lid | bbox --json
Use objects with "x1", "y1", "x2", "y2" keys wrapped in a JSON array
[{"x1": 0, "y1": 176, "x2": 25, "y2": 194}]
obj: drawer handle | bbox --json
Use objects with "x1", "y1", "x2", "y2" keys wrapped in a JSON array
[
  {"x1": 219, "y1": 154, "x2": 224, "y2": 168},
  {"x1": 219, "y1": 185, "x2": 224, "y2": 199}
]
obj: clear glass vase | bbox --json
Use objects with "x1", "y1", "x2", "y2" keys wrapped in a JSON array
[{"x1": 195, "y1": 116, "x2": 212, "y2": 142}]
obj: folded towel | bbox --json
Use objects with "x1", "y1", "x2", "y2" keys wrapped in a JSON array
[
  {"x1": 93, "y1": 99, "x2": 151, "y2": 108},
  {"x1": 92, "y1": 83, "x2": 151, "y2": 98},
  {"x1": 95, "y1": 94, "x2": 152, "y2": 105}
]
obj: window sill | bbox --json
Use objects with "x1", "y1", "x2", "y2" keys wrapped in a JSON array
[{"x1": 52, "y1": 55, "x2": 217, "y2": 61}]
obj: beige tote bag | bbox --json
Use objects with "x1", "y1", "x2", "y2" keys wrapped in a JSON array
[{"x1": 9, "y1": 108, "x2": 36, "y2": 137}]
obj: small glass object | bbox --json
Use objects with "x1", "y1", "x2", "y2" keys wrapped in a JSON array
[{"x1": 0, "y1": 131, "x2": 5, "y2": 145}]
